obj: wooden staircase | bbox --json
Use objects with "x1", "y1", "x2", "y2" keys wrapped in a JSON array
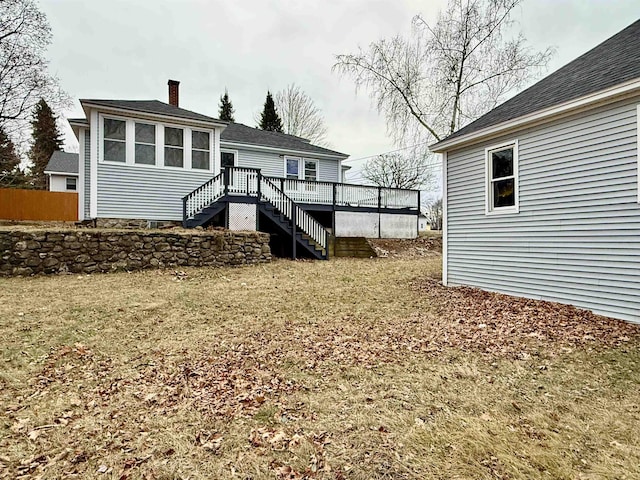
[{"x1": 182, "y1": 168, "x2": 328, "y2": 260}]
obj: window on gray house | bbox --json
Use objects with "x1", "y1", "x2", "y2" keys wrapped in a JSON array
[
  {"x1": 286, "y1": 157, "x2": 300, "y2": 179},
  {"x1": 66, "y1": 177, "x2": 77, "y2": 191},
  {"x1": 192, "y1": 131, "x2": 210, "y2": 170},
  {"x1": 304, "y1": 160, "x2": 317, "y2": 181},
  {"x1": 135, "y1": 122, "x2": 156, "y2": 165},
  {"x1": 104, "y1": 118, "x2": 126, "y2": 162},
  {"x1": 489, "y1": 146, "x2": 515, "y2": 209},
  {"x1": 164, "y1": 127, "x2": 184, "y2": 167}
]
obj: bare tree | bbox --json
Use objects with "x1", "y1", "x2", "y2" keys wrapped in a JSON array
[
  {"x1": 333, "y1": 0, "x2": 554, "y2": 147},
  {"x1": 274, "y1": 84, "x2": 328, "y2": 146},
  {"x1": 363, "y1": 147, "x2": 436, "y2": 189},
  {"x1": 0, "y1": 0, "x2": 69, "y2": 136},
  {"x1": 426, "y1": 198, "x2": 443, "y2": 230}
]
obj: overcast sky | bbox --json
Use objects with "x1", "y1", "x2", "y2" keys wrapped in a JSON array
[{"x1": 40, "y1": 0, "x2": 638, "y2": 189}]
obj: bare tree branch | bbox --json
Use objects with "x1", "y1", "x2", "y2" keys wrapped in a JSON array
[
  {"x1": 333, "y1": 0, "x2": 554, "y2": 148},
  {"x1": 274, "y1": 84, "x2": 329, "y2": 146},
  {"x1": 0, "y1": 0, "x2": 70, "y2": 136}
]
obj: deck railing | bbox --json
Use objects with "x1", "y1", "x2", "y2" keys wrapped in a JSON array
[
  {"x1": 265, "y1": 176, "x2": 420, "y2": 210},
  {"x1": 182, "y1": 172, "x2": 224, "y2": 220},
  {"x1": 183, "y1": 167, "x2": 420, "y2": 226}
]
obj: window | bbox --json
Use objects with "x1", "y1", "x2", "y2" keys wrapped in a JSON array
[
  {"x1": 135, "y1": 122, "x2": 156, "y2": 165},
  {"x1": 486, "y1": 141, "x2": 518, "y2": 214},
  {"x1": 192, "y1": 131, "x2": 210, "y2": 170},
  {"x1": 221, "y1": 150, "x2": 236, "y2": 171},
  {"x1": 164, "y1": 127, "x2": 184, "y2": 167},
  {"x1": 304, "y1": 160, "x2": 317, "y2": 181},
  {"x1": 286, "y1": 157, "x2": 300, "y2": 179},
  {"x1": 66, "y1": 177, "x2": 77, "y2": 191},
  {"x1": 103, "y1": 118, "x2": 126, "y2": 162}
]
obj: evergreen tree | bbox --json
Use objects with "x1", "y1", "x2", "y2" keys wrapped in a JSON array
[
  {"x1": 258, "y1": 91, "x2": 283, "y2": 133},
  {"x1": 0, "y1": 126, "x2": 28, "y2": 188},
  {"x1": 0, "y1": 126, "x2": 20, "y2": 175},
  {"x1": 28, "y1": 99, "x2": 62, "y2": 189},
  {"x1": 218, "y1": 88, "x2": 235, "y2": 122}
]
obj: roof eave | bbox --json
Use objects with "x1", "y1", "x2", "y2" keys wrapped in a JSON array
[
  {"x1": 430, "y1": 78, "x2": 640, "y2": 153},
  {"x1": 80, "y1": 101, "x2": 228, "y2": 129}
]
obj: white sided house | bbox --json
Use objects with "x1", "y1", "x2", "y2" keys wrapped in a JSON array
[
  {"x1": 431, "y1": 20, "x2": 640, "y2": 322},
  {"x1": 44, "y1": 151, "x2": 79, "y2": 192},
  {"x1": 70, "y1": 80, "x2": 420, "y2": 259}
]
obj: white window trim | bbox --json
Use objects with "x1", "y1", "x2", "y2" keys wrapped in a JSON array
[
  {"x1": 284, "y1": 155, "x2": 302, "y2": 179},
  {"x1": 102, "y1": 116, "x2": 127, "y2": 164},
  {"x1": 191, "y1": 128, "x2": 212, "y2": 171},
  {"x1": 133, "y1": 121, "x2": 157, "y2": 166},
  {"x1": 220, "y1": 148, "x2": 238, "y2": 171},
  {"x1": 303, "y1": 158, "x2": 319, "y2": 181},
  {"x1": 97, "y1": 113, "x2": 215, "y2": 173},
  {"x1": 66, "y1": 177, "x2": 77, "y2": 191},
  {"x1": 283, "y1": 156, "x2": 319, "y2": 181},
  {"x1": 485, "y1": 140, "x2": 519, "y2": 216}
]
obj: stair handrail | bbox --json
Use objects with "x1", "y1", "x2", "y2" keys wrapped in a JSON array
[
  {"x1": 182, "y1": 172, "x2": 224, "y2": 221},
  {"x1": 260, "y1": 176, "x2": 327, "y2": 252}
]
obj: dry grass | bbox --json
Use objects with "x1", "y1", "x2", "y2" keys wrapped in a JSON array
[{"x1": 1, "y1": 257, "x2": 639, "y2": 479}]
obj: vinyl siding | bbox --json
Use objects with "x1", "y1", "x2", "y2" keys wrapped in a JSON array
[
  {"x1": 97, "y1": 164, "x2": 213, "y2": 221},
  {"x1": 84, "y1": 130, "x2": 90, "y2": 218},
  {"x1": 445, "y1": 95, "x2": 640, "y2": 322},
  {"x1": 231, "y1": 145, "x2": 340, "y2": 182}
]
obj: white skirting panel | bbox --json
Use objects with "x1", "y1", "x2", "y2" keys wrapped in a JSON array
[
  {"x1": 228, "y1": 203, "x2": 257, "y2": 231},
  {"x1": 334, "y1": 211, "x2": 417, "y2": 238}
]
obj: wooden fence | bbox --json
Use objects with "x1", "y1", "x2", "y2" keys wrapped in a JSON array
[{"x1": 0, "y1": 188, "x2": 78, "y2": 222}]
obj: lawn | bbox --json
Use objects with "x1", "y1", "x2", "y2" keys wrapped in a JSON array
[{"x1": 1, "y1": 256, "x2": 639, "y2": 479}]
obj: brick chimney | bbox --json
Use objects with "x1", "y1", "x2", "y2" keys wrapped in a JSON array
[{"x1": 168, "y1": 79, "x2": 180, "y2": 107}]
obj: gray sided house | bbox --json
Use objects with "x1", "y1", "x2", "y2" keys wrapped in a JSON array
[
  {"x1": 431, "y1": 20, "x2": 640, "y2": 322},
  {"x1": 44, "y1": 151, "x2": 79, "y2": 192},
  {"x1": 70, "y1": 81, "x2": 420, "y2": 259}
]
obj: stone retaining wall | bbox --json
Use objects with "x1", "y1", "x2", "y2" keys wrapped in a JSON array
[{"x1": 0, "y1": 229, "x2": 270, "y2": 276}]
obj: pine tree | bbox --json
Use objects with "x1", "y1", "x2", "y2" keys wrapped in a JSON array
[
  {"x1": 0, "y1": 127, "x2": 20, "y2": 175},
  {"x1": 218, "y1": 88, "x2": 235, "y2": 122},
  {"x1": 28, "y1": 99, "x2": 62, "y2": 189},
  {"x1": 258, "y1": 91, "x2": 283, "y2": 133},
  {"x1": 0, "y1": 126, "x2": 27, "y2": 188}
]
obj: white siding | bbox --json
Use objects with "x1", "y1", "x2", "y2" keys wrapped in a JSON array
[
  {"x1": 97, "y1": 164, "x2": 213, "y2": 221},
  {"x1": 49, "y1": 174, "x2": 77, "y2": 192},
  {"x1": 232, "y1": 145, "x2": 340, "y2": 182},
  {"x1": 445, "y1": 95, "x2": 640, "y2": 322}
]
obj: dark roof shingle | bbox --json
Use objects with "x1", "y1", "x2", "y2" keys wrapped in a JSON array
[
  {"x1": 80, "y1": 99, "x2": 225, "y2": 124},
  {"x1": 45, "y1": 151, "x2": 78, "y2": 174},
  {"x1": 220, "y1": 123, "x2": 348, "y2": 157},
  {"x1": 434, "y1": 19, "x2": 640, "y2": 147}
]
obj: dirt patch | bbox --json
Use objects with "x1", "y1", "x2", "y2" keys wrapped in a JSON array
[
  {"x1": 412, "y1": 278, "x2": 640, "y2": 357},
  {"x1": 369, "y1": 234, "x2": 442, "y2": 258}
]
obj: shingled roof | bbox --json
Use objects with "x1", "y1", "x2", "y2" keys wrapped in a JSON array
[
  {"x1": 432, "y1": 19, "x2": 640, "y2": 149},
  {"x1": 80, "y1": 99, "x2": 225, "y2": 125},
  {"x1": 220, "y1": 123, "x2": 348, "y2": 158},
  {"x1": 45, "y1": 151, "x2": 79, "y2": 175}
]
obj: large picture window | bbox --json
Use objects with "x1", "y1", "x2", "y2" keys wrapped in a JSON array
[
  {"x1": 164, "y1": 127, "x2": 184, "y2": 168},
  {"x1": 103, "y1": 118, "x2": 126, "y2": 163},
  {"x1": 135, "y1": 122, "x2": 156, "y2": 165},
  {"x1": 486, "y1": 141, "x2": 518, "y2": 214},
  {"x1": 192, "y1": 131, "x2": 210, "y2": 170}
]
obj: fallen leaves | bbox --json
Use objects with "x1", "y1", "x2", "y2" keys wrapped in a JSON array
[{"x1": 410, "y1": 278, "x2": 640, "y2": 358}]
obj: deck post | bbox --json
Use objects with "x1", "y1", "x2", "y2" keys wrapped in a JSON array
[
  {"x1": 378, "y1": 187, "x2": 382, "y2": 239},
  {"x1": 257, "y1": 170, "x2": 262, "y2": 200},
  {"x1": 292, "y1": 206, "x2": 297, "y2": 260},
  {"x1": 224, "y1": 167, "x2": 230, "y2": 195},
  {"x1": 416, "y1": 189, "x2": 421, "y2": 234},
  {"x1": 182, "y1": 196, "x2": 187, "y2": 227}
]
